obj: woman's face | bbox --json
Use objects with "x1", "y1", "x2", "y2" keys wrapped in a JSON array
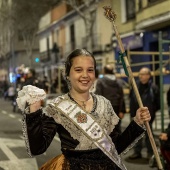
[{"x1": 69, "y1": 56, "x2": 95, "y2": 93}]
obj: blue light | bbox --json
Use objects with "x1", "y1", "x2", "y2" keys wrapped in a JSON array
[
  {"x1": 99, "y1": 74, "x2": 104, "y2": 78},
  {"x1": 9, "y1": 72, "x2": 16, "y2": 83},
  {"x1": 35, "y1": 57, "x2": 40, "y2": 63}
]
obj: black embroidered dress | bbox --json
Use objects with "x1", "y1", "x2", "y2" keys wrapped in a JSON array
[{"x1": 23, "y1": 93, "x2": 145, "y2": 170}]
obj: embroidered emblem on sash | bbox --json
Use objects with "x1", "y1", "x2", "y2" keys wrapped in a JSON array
[
  {"x1": 74, "y1": 111, "x2": 87, "y2": 123},
  {"x1": 90, "y1": 125, "x2": 101, "y2": 136}
]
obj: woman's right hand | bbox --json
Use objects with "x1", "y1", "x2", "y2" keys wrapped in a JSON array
[{"x1": 30, "y1": 100, "x2": 42, "y2": 113}]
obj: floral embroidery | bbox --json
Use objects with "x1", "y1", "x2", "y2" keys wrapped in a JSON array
[{"x1": 74, "y1": 111, "x2": 87, "y2": 123}]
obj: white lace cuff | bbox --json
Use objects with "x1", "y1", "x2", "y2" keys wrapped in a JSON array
[{"x1": 16, "y1": 85, "x2": 46, "y2": 112}]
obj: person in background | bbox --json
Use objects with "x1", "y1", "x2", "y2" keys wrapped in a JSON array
[
  {"x1": 50, "y1": 77, "x2": 58, "y2": 94},
  {"x1": 17, "y1": 49, "x2": 151, "y2": 170},
  {"x1": 159, "y1": 123, "x2": 170, "y2": 169},
  {"x1": 7, "y1": 83, "x2": 17, "y2": 112},
  {"x1": 95, "y1": 65, "x2": 126, "y2": 133},
  {"x1": 129, "y1": 67, "x2": 160, "y2": 160},
  {"x1": 42, "y1": 76, "x2": 50, "y2": 94},
  {"x1": 3, "y1": 80, "x2": 9, "y2": 100},
  {"x1": 8, "y1": 84, "x2": 16, "y2": 101},
  {"x1": 23, "y1": 68, "x2": 41, "y2": 88}
]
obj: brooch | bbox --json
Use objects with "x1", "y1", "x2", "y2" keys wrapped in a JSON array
[{"x1": 74, "y1": 112, "x2": 87, "y2": 123}]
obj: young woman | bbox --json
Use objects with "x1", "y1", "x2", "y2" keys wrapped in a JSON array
[{"x1": 18, "y1": 49, "x2": 151, "y2": 170}]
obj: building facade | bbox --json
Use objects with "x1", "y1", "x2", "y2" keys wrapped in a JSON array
[{"x1": 36, "y1": 0, "x2": 170, "y2": 87}]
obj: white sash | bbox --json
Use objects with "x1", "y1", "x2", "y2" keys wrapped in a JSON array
[{"x1": 55, "y1": 99, "x2": 127, "y2": 170}]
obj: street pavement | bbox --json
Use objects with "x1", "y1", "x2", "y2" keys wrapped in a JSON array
[{"x1": 0, "y1": 97, "x2": 169, "y2": 170}]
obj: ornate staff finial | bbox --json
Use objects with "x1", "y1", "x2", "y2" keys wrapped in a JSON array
[{"x1": 103, "y1": 6, "x2": 116, "y2": 22}]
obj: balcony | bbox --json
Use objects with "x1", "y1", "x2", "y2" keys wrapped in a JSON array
[
  {"x1": 135, "y1": 0, "x2": 170, "y2": 30},
  {"x1": 64, "y1": 33, "x2": 104, "y2": 57}
]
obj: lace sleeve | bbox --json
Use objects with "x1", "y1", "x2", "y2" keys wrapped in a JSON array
[
  {"x1": 94, "y1": 95, "x2": 119, "y2": 134},
  {"x1": 111, "y1": 120, "x2": 145, "y2": 155},
  {"x1": 104, "y1": 99, "x2": 119, "y2": 134},
  {"x1": 22, "y1": 109, "x2": 57, "y2": 157}
]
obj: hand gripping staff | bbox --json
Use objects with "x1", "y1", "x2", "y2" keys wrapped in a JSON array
[{"x1": 103, "y1": 6, "x2": 163, "y2": 170}]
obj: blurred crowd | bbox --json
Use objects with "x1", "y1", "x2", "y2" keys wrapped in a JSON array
[{"x1": 0, "y1": 67, "x2": 68, "y2": 101}]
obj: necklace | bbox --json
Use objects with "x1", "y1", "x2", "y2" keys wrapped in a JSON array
[{"x1": 69, "y1": 94, "x2": 91, "y2": 109}]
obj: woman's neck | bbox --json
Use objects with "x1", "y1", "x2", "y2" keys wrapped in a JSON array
[
  {"x1": 69, "y1": 90, "x2": 90, "y2": 102},
  {"x1": 69, "y1": 90, "x2": 93, "y2": 112}
]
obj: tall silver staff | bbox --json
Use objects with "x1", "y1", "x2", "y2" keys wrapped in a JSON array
[{"x1": 103, "y1": 6, "x2": 163, "y2": 170}]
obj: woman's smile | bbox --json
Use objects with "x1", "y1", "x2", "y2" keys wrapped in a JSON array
[{"x1": 79, "y1": 80, "x2": 89, "y2": 85}]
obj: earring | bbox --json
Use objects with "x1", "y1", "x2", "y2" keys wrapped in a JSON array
[{"x1": 92, "y1": 83, "x2": 94, "y2": 89}]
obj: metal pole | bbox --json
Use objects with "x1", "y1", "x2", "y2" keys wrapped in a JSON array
[{"x1": 158, "y1": 31, "x2": 164, "y2": 132}]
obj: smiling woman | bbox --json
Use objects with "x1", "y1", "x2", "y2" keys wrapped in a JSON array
[{"x1": 17, "y1": 48, "x2": 151, "y2": 170}]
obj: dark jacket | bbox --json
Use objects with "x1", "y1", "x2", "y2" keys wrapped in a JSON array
[
  {"x1": 23, "y1": 77, "x2": 42, "y2": 89},
  {"x1": 95, "y1": 75, "x2": 125, "y2": 113},
  {"x1": 130, "y1": 80, "x2": 160, "y2": 124},
  {"x1": 160, "y1": 123, "x2": 170, "y2": 150}
]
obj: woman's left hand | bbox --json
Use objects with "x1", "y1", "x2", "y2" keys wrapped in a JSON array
[
  {"x1": 159, "y1": 133, "x2": 168, "y2": 141},
  {"x1": 134, "y1": 107, "x2": 151, "y2": 126}
]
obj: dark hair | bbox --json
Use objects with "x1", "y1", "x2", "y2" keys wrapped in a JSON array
[
  {"x1": 104, "y1": 65, "x2": 114, "y2": 74},
  {"x1": 95, "y1": 69, "x2": 99, "y2": 78},
  {"x1": 29, "y1": 68, "x2": 36, "y2": 77},
  {"x1": 65, "y1": 49, "x2": 96, "y2": 77}
]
